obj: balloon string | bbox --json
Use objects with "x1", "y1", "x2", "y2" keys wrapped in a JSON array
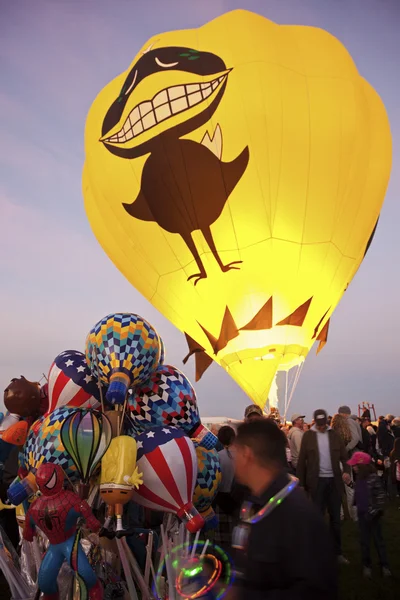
[
  {"x1": 119, "y1": 392, "x2": 129, "y2": 437},
  {"x1": 284, "y1": 363, "x2": 304, "y2": 420},
  {"x1": 93, "y1": 350, "x2": 105, "y2": 413}
]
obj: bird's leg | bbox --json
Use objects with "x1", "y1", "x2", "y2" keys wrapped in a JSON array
[
  {"x1": 202, "y1": 226, "x2": 242, "y2": 273},
  {"x1": 183, "y1": 233, "x2": 208, "y2": 286}
]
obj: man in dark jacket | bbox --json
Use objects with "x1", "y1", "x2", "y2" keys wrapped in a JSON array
[
  {"x1": 297, "y1": 409, "x2": 351, "y2": 564},
  {"x1": 230, "y1": 418, "x2": 337, "y2": 600}
]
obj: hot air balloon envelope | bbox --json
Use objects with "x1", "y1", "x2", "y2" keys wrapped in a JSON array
[{"x1": 83, "y1": 10, "x2": 391, "y2": 410}]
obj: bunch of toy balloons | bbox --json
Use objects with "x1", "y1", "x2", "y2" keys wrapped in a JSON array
[{"x1": 5, "y1": 311, "x2": 221, "y2": 533}]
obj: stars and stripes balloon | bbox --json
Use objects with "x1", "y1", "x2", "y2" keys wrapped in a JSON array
[
  {"x1": 46, "y1": 350, "x2": 102, "y2": 415},
  {"x1": 132, "y1": 426, "x2": 204, "y2": 532},
  {"x1": 128, "y1": 365, "x2": 218, "y2": 450},
  {"x1": 86, "y1": 313, "x2": 161, "y2": 406}
]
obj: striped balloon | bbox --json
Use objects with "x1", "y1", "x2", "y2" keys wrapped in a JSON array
[
  {"x1": 47, "y1": 350, "x2": 102, "y2": 415},
  {"x1": 132, "y1": 426, "x2": 204, "y2": 532},
  {"x1": 60, "y1": 409, "x2": 112, "y2": 484}
]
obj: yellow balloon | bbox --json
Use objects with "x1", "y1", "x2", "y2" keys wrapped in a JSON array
[{"x1": 83, "y1": 10, "x2": 391, "y2": 410}]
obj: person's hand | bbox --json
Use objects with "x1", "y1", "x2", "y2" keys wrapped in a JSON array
[{"x1": 342, "y1": 473, "x2": 351, "y2": 485}]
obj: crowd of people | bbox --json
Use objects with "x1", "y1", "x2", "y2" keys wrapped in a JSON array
[
  {"x1": 212, "y1": 405, "x2": 400, "y2": 599},
  {"x1": 1, "y1": 404, "x2": 399, "y2": 599}
]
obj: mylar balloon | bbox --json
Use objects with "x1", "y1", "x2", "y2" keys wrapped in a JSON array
[
  {"x1": 8, "y1": 407, "x2": 80, "y2": 506},
  {"x1": 193, "y1": 443, "x2": 221, "y2": 530},
  {"x1": 47, "y1": 350, "x2": 102, "y2": 415},
  {"x1": 83, "y1": 9, "x2": 391, "y2": 409},
  {"x1": 128, "y1": 364, "x2": 218, "y2": 449},
  {"x1": 61, "y1": 409, "x2": 112, "y2": 486},
  {"x1": 86, "y1": 313, "x2": 161, "y2": 405},
  {"x1": 132, "y1": 426, "x2": 204, "y2": 532}
]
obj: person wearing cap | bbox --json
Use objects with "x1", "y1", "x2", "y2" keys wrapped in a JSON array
[
  {"x1": 287, "y1": 413, "x2": 305, "y2": 471},
  {"x1": 338, "y1": 405, "x2": 362, "y2": 453},
  {"x1": 297, "y1": 409, "x2": 351, "y2": 565},
  {"x1": 244, "y1": 404, "x2": 264, "y2": 421},
  {"x1": 348, "y1": 451, "x2": 391, "y2": 578}
]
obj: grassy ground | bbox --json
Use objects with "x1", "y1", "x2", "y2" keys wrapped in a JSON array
[
  {"x1": 1, "y1": 502, "x2": 399, "y2": 599},
  {"x1": 339, "y1": 500, "x2": 399, "y2": 600}
]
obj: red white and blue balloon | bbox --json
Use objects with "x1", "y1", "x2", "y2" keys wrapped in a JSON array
[
  {"x1": 132, "y1": 426, "x2": 204, "y2": 532},
  {"x1": 128, "y1": 365, "x2": 217, "y2": 450},
  {"x1": 46, "y1": 350, "x2": 102, "y2": 415}
]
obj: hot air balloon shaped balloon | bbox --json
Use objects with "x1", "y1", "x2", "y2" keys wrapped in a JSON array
[
  {"x1": 86, "y1": 313, "x2": 161, "y2": 406},
  {"x1": 128, "y1": 364, "x2": 218, "y2": 449},
  {"x1": 61, "y1": 408, "x2": 112, "y2": 497},
  {"x1": 47, "y1": 350, "x2": 103, "y2": 415},
  {"x1": 193, "y1": 443, "x2": 221, "y2": 530},
  {"x1": 132, "y1": 426, "x2": 204, "y2": 532},
  {"x1": 8, "y1": 407, "x2": 78, "y2": 506},
  {"x1": 100, "y1": 436, "x2": 143, "y2": 537},
  {"x1": 83, "y1": 9, "x2": 391, "y2": 414}
]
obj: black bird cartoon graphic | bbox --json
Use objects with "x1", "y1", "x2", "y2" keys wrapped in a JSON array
[{"x1": 101, "y1": 46, "x2": 249, "y2": 285}]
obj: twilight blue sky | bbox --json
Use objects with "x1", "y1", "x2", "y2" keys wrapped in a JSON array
[{"x1": 0, "y1": 0, "x2": 399, "y2": 419}]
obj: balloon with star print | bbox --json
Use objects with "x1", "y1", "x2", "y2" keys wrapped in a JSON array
[
  {"x1": 46, "y1": 350, "x2": 103, "y2": 415},
  {"x1": 132, "y1": 426, "x2": 204, "y2": 532}
]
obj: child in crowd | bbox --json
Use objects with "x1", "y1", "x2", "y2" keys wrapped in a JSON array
[{"x1": 348, "y1": 452, "x2": 391, "y2": 578}]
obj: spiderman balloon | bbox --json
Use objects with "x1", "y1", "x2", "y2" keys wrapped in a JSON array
[{"x1": 23, "y1": 463, "x2": 103, "y2": 600}]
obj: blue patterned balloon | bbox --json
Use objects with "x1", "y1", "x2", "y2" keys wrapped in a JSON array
[
  {"x1": 193, "y1": 441, "x2": 221, "y2": 531},
  {"x1": 128, "y1": 365, "x2": 217, "y2": 449},
  {"x1": 23, "y1": 407, "x2": 78, "y2": 479},
  {"x1": 86, "y1": 313, "x2": 161, "y2": 405}
]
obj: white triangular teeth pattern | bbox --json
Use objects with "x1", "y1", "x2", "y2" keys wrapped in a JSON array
[{"x1": 104, "y1": 74, "x2": 228, "y2": 143}]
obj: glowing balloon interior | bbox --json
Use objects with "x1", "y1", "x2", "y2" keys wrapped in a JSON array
[{"x1": 83, "y1": 9, "x2": 391, "y2": 409}]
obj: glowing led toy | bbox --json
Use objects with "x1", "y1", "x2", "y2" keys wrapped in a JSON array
[{"x1": 155, "y1": 540, "x2": 233, "y2": 599}]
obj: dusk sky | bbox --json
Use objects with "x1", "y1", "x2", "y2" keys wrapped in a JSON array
[{"x1": 1, "y1": 0, "x2": 399, "y2": 419}]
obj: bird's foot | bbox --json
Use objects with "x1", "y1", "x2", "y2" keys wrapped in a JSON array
[
  {"x1": 221, "y1": 261, "x2": 243, "y2": 273},
  {"x1": 187, "y1": 271, "x2": 208, "y2": 286}
]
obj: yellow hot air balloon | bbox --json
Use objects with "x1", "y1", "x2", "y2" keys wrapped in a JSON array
[{"x1": 83, "y1": 10, "x2": 391, "y2": 413}]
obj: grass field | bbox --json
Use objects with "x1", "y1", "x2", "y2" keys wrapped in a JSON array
[
  {"x1": 339, "y1": 500, "x2": 399, "y2": 600},
  {"x1": 1, "y1": 501, "x2": 399, "y2": 599}
]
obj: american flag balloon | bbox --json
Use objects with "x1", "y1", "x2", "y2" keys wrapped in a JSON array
[
  {"x1": 128, "y1": 365, "x2": 218, "y2": 450},
  {"x1": 132, "y1": 426, "x2": 204, "y2": 532},
  {"x1": 46, "y1": 350, "x2": 102, "y2": 415}
]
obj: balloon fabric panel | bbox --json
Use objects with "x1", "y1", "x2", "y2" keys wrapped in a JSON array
[{"x1": 83, "y1": 10, "x2": 391, "y2": 409}]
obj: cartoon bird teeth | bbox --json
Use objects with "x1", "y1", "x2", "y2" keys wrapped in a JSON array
[
  {"x1": 101, "y1": 46, "x2": 249, "y2": 284},
  {"x1": 103, "y1": 74, "x2": 228, "y2": 144}
]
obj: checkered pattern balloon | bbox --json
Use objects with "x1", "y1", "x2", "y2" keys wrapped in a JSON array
[
  {"x1": 129, "y1": 365, "x2": 218, "y2": 449},
  {"x1": 23, "y1": 407, "x2": 78, "y2": 480},
  {"x1": 129, "y1": 365, "x2": 197, "y2": 429},
  {"x1": 86, "y1": 313, "x2": 161, "y2": 405},
  {"x1": 193, "y1": 442, "x2": 221, "y2": 529}
]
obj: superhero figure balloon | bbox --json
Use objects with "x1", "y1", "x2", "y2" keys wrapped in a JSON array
[{"x1": 23, "y1": 463, "x2": 103, "y2": 600}]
